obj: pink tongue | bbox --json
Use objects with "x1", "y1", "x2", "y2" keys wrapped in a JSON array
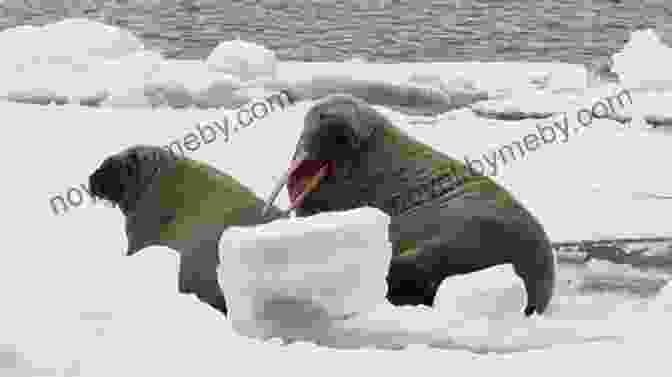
[{"x1": 287, "y1": 160, "x2": 332, "y2": 208}]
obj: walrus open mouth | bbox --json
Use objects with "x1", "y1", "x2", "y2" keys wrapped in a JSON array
[
  {"x1": 263, "y1": 104, "x2": 366, "y2": 217},
  {"x1": 262, "y1": 150, "x2": 334, "y2": 216},
  {"x1": 287, "y1": 158, "x2": 334, "y2": 209}
]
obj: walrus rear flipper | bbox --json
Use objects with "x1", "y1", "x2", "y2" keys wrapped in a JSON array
[
  {"x1": 521, "y1": 273, "x2": 555, "y2": 316},
  {"x1": 513, "y1": 241, "x2": 556, "y2": 316}
]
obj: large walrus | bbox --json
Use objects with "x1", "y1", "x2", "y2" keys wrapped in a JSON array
[
  {"x1": 89, "y1": 145, "x2": 287, "y2": 316},
  {"x1": 263, "y1": 92, "x2": 556, "y2": 316}
]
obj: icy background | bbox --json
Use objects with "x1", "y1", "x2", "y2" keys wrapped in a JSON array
[{"x1": 2, "y1": 18, "x2": 672, "y2": 376}]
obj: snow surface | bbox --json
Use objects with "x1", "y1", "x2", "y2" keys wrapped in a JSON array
[{"x1": 3, "y1": 19, "x2": 672, "y2": 377}]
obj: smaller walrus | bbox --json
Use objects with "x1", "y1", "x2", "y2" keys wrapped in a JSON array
[
  {"x1": 263, "y1": 93, "x2": 557, "y2": 316},
  {"x1": 89, "y1": 145, "x2": 287, "y2": 316}
]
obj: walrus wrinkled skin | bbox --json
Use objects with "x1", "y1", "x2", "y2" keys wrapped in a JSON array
[
  {"x1": 264, "y1": 94, "x2": 556, "y2": 316},
  {"x1": 89, "y1": 145, "x2": 286, "y2": 316}
]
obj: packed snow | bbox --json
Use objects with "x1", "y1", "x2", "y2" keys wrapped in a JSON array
[{"x1": 3, "y1": 18, "x2": 672, "y2": 377}]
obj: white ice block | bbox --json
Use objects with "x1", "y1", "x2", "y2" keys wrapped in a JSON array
[
  {"x1": 435, "y1": 264, "x2": 527, "y2": 321},
  {"x1": 207, "y1": 39, "x2": 277, "y2": 82},
  {"x1": 218, "y1": 207, "x2": 392, "y2": 342}
]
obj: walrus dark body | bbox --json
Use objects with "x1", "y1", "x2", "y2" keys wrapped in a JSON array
[
  {"x1": 265, "y1": 94, "x2": 556, "y2": 316},
  {"x1": 89, "y1": 145, "x2": 287, "y2": 316}
]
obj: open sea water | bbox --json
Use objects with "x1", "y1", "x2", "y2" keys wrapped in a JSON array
[{"x1": 0, "y1": 0, "x2": 670, "y2": 64}]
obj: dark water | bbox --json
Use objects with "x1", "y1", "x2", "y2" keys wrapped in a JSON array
[{"x1": 0, "y1": 0, "x2": 670, "y2": 65}]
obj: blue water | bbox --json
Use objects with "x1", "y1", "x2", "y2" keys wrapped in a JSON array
[{"x1": 1, "y1": 0, "x2": 669, "y2": 64}]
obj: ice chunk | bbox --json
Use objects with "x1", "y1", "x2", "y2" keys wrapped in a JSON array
[
  {"x1": 612, "y1": 29, "x2": 672, "y2": 90},
  {"x1": 0, "y1": 19, "x2": 142, "y2": 70},
  {"x1": 38, "y1": 18, "x2": 144, "y2": 61},
  {"x1": 435, "y1": 264, "x2": 527, "y2": 321},
  {"x1": 218, "y1": 207, "x2": 392, "y2": 342},
  {"x1": 98, "y1": 51, "x2": 164, "y2": 107},
  {"x1": 2, "y1": 62, "x2": 114, "y2": 105},
  {"x1": 207, "y1": 39, "x2": 277, "y2": 82}
]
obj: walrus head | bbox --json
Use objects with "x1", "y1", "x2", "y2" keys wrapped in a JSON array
[
  {"x1": 263, "y1": 94, "x2": 401, "y2": 217},
  {"x1": 89, "y1": 145, "x2": 181, "y2": 257},
  {"x1": 89, "y1": 145, "x2": 170, "y2": 218},
  {"x1": 263, "y1": 93, "x2": 457, "y2": 218}
]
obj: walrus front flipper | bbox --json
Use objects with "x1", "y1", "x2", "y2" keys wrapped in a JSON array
[
  {"x1": 178, "y1": 238, "x2": 228, "y2": 315},
  {"x1": 386, "y1": 252, "x2": 441, "y2": 307}
]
